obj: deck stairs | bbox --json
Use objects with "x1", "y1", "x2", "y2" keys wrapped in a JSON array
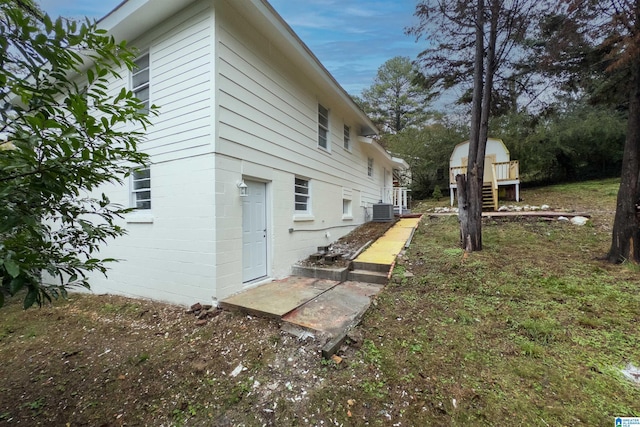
[{"x1": 482, "y1": 183, "x2": 496, "y2": 211}]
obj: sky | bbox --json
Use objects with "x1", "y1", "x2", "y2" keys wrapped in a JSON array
[{"x1": 38, "y1": 0, "x2": 425, "y2": 96}]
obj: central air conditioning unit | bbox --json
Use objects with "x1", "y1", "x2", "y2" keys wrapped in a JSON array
[{"x1": 372, "y1": 203, "x2": 394, "y2": 222}]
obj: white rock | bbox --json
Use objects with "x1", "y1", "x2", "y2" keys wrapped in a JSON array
[
  {"x1": 230, "y1": 363, "x2": 243, "y2": 377},
  {"x1": 622, "y1": 363, "x2": 640, "y2": 384},
  {"x1": 541, "y1": 204, "x2": 550, "y2": 210},
  {"x1": 558, "y1": 216, "x2": 569, "y2": 221},
  {"x1": 570, "y1": 216, "x2": 589, "y2": 226}
]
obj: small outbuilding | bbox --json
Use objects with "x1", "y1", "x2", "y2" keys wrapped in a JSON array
[{"x1": 449, "y1": 138, "x2": 520, "y2": 210}]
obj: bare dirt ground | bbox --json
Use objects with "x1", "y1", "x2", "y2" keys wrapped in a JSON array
[
  {"x1": 3, "y1": 180, "x2": 636, "y2": 426},
  {"x1": 1, "y1": 292, "x2": 359, "y2": 426},
  {"x1": 0, "y1": 221, "x2": 395, "y2": 426}
]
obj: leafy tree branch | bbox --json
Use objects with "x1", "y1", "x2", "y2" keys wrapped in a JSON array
[{"x1": 0, "y1": 2, "x2": 156, "y2": 308}]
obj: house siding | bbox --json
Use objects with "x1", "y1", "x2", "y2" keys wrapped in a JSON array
[
  {"x1": 213, "y1": 0, "x2": 395, "y2": 298},
  {"x1": 84, "y1": 1, "x2": 219, "y2": 306},
  {"x1": 82, "y1": 0, "x2": 404, "y2": 305},
  {"x1": 134, "y1": 0, "x2": 215, "y2": 162},
  {"x1": 86, "y1": 155, "x2": 217, "y2": 306}
]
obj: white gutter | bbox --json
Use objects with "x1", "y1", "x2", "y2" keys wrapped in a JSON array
[{"x1": 358, "y1": 136, "x2": 409, "y2": 170}]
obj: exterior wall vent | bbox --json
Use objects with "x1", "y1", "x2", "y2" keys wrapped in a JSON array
[{"x1": 372, "y1": 203, "x2": 394, "y2": 222}]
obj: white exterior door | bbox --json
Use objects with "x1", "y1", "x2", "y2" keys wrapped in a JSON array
[
  {"x1": 382, "y1": 167, "x2": 391, "y2": 203},
  {"x1": 242, "y1": 181, "x2": 267, "y2": 283}
]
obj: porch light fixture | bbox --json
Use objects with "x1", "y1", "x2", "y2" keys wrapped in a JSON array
[{"x1": 237, "y1": 179, "x2": 248, "y2": 197}]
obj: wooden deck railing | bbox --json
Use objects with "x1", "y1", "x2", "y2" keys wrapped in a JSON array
[
  {"x1": 449, "y1": 166, "x2": 468, "y2": 184},
  {"x1": 449, "y1": 160, "x2": 519, "y2": 184},
  {"x1": 490, "y1": 165, "x2": 499, "y2": 211},
  {"x1": 494, "y1": 160, "x2": 519, "y2": 182}
]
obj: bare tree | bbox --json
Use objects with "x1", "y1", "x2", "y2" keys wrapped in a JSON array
[
  {"x1": 582, "y1": 0, "x2": 640, "y2": 263},
  {"x1": 409, "y1": 0, "x2": 541, "y2": 251},
  {"x1": 528, "y1": 1, "x2": 640, "y2": 263},
  {"x1": 459, "y1": 0, "x2": 487, "y2": 251}
]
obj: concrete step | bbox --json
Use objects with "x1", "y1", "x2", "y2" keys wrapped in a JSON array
[
  {"x1": 351, "y1": 261, "x2": 390, "y2": 273},
  {"x1": 347, "y1": 269, "x2": 389, "y2": 285},
  {"x1": 282, "y1": 281, "x2": 384, "y2": 337},
  {"x1": 291, "y1": 264, "x2": 349, "y2": 281},
  {"x1": 220, "y1": 276, "x2": 339, "y2": 318}
]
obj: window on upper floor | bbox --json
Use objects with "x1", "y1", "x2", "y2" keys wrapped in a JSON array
[
  {"x1": 131, "y1": 167, "x2": 151, "y2": 210},
  {"x1": 367, "y1": 157, "x2": 373, "y2": 177},
  {"x1": 318, "y1": 104, "x2": 329, "y2": 150},
  {"x1": 294, "y1": 177, "x2": 310, "y2": 213},
  {"x1": 132, "y1": 53, "x2": 150, "y2": 114},
  {"x1": 343, "y1": 124, "x2": 350, "y2": 150}
]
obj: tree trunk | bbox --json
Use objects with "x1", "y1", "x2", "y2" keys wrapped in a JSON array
[
  {"x1": 478, "y1": 0, "x2": 499, "y2": 172},
  {"x1": 460, "y1": 0, "x2": 485, "y2": 252},
  {"x1": 456, "y1": 174, "x2": 474, "y2": 251},
  {"x1": 468, "y1": 1, "x2": 499, "y2": 252},
  {"x1": 608, "y1": 55, "x2": 640, "y2": 263}
]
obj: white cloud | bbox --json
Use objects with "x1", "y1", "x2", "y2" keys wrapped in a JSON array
[{"x1": 343, "y1": 6, "x2": 377, "y2": 18}]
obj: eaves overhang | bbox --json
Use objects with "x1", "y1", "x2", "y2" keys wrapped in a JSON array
[
  {"x1": 358, "y1": 136, "x2": 409, "y2": 170},
  {"x1": 98, "y1": 0, "x2": 198, "y2": 43},
  {"x1": 98, "y1": 0, "x2": 378, "y2": 137}
]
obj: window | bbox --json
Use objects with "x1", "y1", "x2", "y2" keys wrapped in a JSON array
[
  {"x1": 294, "y1": 177, "x2": 310, "y2": 213},
  {"x1": 342, "y1": 199, "x2": 352, "y2": 217},
  {"x1": 132, "y1": 53, "x2": 150, "y2": 113},
  {"x1": 343, "y1": 124, "x2": 350, "y2": 150},
  {"x1": 342, "y1": 187, "x2": 353, "y2": 219},
  {"x1": 318, "y1": 104, "x2": 329, "y2": 150},
  {"x1": 132, "y1": 168, "x2": 151, "y2": 210},
  {"x1": 367, "y1": 157, "x2": 373, "y2": 177}
]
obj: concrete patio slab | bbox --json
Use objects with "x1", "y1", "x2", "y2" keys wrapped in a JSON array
[
  {"x1": 282, "y1": 281, "x2": 384, "y2": 336},
  {"x1": 220, "y1": 276, "x2": 339, "y2": 318},
  {"x1": 220, "y1": 218, "x2": 422, "y2": 357}
]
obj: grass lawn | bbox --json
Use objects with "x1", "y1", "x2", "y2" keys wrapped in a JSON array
[{"x1": 1, "y1": 178, "x2": 639, "y2": 426}]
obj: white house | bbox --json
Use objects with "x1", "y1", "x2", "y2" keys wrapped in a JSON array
[
  {"x1": 82, "y1": 0, "x2": 409, "y2": 306},
  {"x1": 449, "y1": 138, "x2": 520, "y2": 209}
]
